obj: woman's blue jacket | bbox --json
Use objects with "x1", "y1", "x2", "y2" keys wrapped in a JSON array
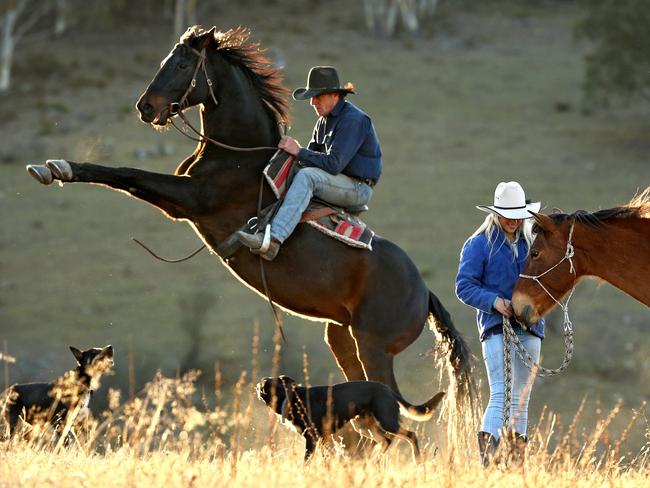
[{"x1": 455, "y1": 230, "x2": 545, "y2": 342}]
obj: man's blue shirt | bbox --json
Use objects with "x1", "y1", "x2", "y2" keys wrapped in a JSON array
[{"x1": 297, "y1": 98, "x2": 382, "y2": 182}]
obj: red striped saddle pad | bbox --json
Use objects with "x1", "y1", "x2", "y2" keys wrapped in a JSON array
[{"x1": 263, "y1": 150, "x2": 374, "y2": 250}]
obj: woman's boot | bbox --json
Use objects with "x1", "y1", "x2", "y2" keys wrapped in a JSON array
[
  {"x1": 511, "y1": 432, "x2": 528, "y2": 466},
  {"x1": 477, "y1": 431, "x2": 499, "y2": 467},
  {"x1": 503, "y1": 430, "x2": 528, "y2": 466}
]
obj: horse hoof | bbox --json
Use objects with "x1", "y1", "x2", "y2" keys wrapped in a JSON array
[
  {"x1": 26, "y1": 165, "x2": 53, "y2": 185},
  {"x1": 45, "y1": 159, "x2": 73, "y2": 181}
]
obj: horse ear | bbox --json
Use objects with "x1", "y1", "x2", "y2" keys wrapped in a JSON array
[
  {"x1": 197, "y1": 26, "x2": 217, "y2": 49},
  {"x1": 529, "y1": 211, "x2": 554, "y2": 233}
]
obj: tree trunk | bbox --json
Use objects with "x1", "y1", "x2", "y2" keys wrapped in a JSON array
[
  {"x1": 0, "y1": 7, "x2": 18, "y2": 92},
  {"x1": 54, "y1": 0, "x2": 68, "y2": 35},
  {"x1": 173, "y1": 0, "x2": 187, "y2": 42}
]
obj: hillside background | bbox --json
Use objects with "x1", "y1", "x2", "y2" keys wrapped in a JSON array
[{"x1": 1, "y1": 0, "x2": 649, "y2": 448}]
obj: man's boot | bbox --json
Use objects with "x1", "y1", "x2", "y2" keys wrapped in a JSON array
[
  {"x1": 236, "y1": 230, "x2": 281, "y2": 261},
  {"x1": 477, "y1": 431, "x2": 499, "y2": 467}
]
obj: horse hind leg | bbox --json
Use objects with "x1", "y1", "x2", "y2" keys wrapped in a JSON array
[
  {"x1": 351, "y1": 329, "x2": 400, "y2": 394},
  {"x1": 325, "y1": 323, "x2": 366, "y2": 381}
]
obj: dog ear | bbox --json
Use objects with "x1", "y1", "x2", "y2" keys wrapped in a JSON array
[
  {"x1": 69, "y1": 346, "x2": 84, "y2": 364},
  {"x1": 279, "y1": 375, "x2": 295, "y2": 385}
]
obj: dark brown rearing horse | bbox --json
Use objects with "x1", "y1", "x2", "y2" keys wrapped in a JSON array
[
  {"x1": 512, "y1": 187, "x2": 650, "y2": 326},
  {"x1": 25, "y1": 26, "x2": 471, "y2": 396}
]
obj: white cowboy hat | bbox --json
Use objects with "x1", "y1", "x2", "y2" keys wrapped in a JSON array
[{"x1": 476, "y1": 181, "x2": 541, "y2": 219}]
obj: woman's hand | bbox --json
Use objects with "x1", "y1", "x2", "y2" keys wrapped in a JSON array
[{"x1": 495, "y1": 297, "x2": 513, "y2": 318}]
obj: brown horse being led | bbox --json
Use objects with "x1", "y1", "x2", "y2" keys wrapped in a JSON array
[
  {"x1": 25, "y1": 26, "x2": 471, "y2": 397},
  {"x1": 512, "y1": 187, "x2": 650, "y2": 326}
]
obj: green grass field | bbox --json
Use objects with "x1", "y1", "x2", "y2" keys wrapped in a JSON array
[{"x1": 1, "y1": 0, "x2": 649, "y2": 456}]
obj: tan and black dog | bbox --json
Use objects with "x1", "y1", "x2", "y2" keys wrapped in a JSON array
[
  {"x1": 3, "y1": 345, "x2": 114, "y2": 439},
  {"x1": 256, "y1": 375, "x2": 445, "y2": 461}
]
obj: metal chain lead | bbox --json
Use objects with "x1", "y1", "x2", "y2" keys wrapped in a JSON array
[
  {"x1": 502, "y1": 317, "x2": 575, "y2": 428},
  {"x1": 503, "y1": 221, "x2": 577, "y2": 429}
]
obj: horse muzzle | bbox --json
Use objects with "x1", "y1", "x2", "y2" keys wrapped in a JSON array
[
  {"x1": 136, "y1": 94, "x2": 170, "y2": 125},
  {"x1": 513, "y1": 303, "x2": 538, "y2": 327}
]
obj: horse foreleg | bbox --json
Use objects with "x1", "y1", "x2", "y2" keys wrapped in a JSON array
[
  {"x1": 324, "y1": 323, "x2": 365, "y2": 381},
  {"x1": 27, "y1": 159, "x2": 200, "y2": 220}
]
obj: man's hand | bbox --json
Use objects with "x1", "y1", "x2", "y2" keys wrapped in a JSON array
[
  {"x1": 495, "y1": 297, "x2": 513, "y2": 318},
  {"x1": 278, "y1": 136, "x2": 301, "y2": 156}
]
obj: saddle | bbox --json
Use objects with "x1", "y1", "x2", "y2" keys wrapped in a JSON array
[
  {"x1": 217, "y1": 151, "x2": 375, "y2": 259},
  {"x1": 263, "y1": 150, "x2": 374, "y2": 249}
]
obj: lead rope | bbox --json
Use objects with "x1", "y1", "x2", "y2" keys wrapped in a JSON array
[
  {"x1": 256, "y1": 172, "x2": 288, "y2": 345},
  {"x1": 502, "y1": 222, "x2": 577, "y2": 429},
  {"x1": 164, "y1": 46, "x2": 287, "y2": 343}
]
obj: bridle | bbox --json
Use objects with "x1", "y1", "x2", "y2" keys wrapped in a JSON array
[
  {"x1": 518, "y1": 220, "x2": 577, "y2": 331},
  {"x1": 502, "y1": 220, "x2": 578, "y2": 430},
  {"x1": 166, "y1": 45, "x2": 280, "y2": 153},
  {"x1": 169, "y1": 46, "x2": 219, "y2": 117}
]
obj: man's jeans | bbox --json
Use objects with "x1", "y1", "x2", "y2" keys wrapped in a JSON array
[
  {"x1": 481, "y1": 331, "x2": 541, "y2": 440},
  {"x1": 271, "y1": 167, "x2": 373, "y2": 243}
]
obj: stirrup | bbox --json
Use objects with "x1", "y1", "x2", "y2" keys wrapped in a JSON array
[{"x1": 258, "y1": 224, "x2": 272, "y2": 254}]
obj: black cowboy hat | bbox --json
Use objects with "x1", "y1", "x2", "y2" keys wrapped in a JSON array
[{"x1": 292, "y1": 66, "x2": 355, "y2": 101}]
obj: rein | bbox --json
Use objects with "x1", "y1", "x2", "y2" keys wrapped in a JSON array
[
  {"x1": 502, "y1": 221, "x2": 577, "y2": 429},
  {"x1": 139, "y1": 45, "x2": 288, "y2": 342},
  {"x1": 168, "y1": 46, "x2": 279, "y2": 153}
]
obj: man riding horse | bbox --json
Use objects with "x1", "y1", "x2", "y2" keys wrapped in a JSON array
[{"x1": 237, "y1": 66, "x2": 382, "y2": 261}]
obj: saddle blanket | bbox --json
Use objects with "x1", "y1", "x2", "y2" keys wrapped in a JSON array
[{"x1": 264, "y1": 150, "x2": 374, "y2": 250}]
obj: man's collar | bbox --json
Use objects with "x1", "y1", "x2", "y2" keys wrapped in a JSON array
[{"x1": 328, "y1": 97, "x2": 347, "y2": 118}]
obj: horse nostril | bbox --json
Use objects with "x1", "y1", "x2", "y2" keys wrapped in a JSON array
[
  {"x1": 519, "y1": 305, "x2": 532, "y2": 325},
  {"x1": 138, "y1": 101, "x2": 153, "y2": 115}
]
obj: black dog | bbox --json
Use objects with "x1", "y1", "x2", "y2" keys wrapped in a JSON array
[
  {"x1": 256, "y1": 375, "x2": 445, "y2": 461},
  {"x1": 3, "y1": 345, "x2": 114, "y2": 439}
]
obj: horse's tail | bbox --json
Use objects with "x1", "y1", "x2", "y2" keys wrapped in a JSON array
[
  {"x1": 395, "y1": 391, "x2": 446, "y2": 422},
  {"x1": 428, "y1": 290, "x2": 474, "y2": 399}
]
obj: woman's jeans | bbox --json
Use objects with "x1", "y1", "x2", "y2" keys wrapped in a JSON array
[
  {"x1": 271, "y1": 167, "x2": 373, "y2": 243},
  {"x1": 481, "y1": 331, "x2": 541, "y2": 440}
]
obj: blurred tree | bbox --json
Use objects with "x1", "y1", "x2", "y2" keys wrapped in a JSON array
[
  {"x1": 54, "y1": 0, "x2": 69, "y2": 35},
  {"x1": 576, "y1": 0, "x2": 650, "y2": 108},
  {"x1": 173, "y1": 0, "x2": 198, "y2": 42},
  {"x1": 0, "y1": 0, "x2": 50, "y2": 92},
  {"x1": 363, "y1": 0, "x2": 442, "y2": 37}
]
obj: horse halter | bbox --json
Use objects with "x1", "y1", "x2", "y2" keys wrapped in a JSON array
[
  {"x1": 518, "y1": 220, "x2": 577, "y2": 332},
  {"x1": 169, "y1": 47, "x2": 218, "y2": 116}
]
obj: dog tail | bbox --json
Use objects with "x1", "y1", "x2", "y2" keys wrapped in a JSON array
[
  {"x1": 428, "y1": 290, "x2": 475, "y2": 401},
  {"x1": 395, "y1": 391, "x2": 446, "y2": 421}
]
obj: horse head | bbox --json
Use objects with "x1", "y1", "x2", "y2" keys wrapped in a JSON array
[
  {"x1": 137, "y1": 26, "x2": 218, "y2": 126},
  {"x1": 512, "y1": 212, "x2": 578, "y2": 326}
]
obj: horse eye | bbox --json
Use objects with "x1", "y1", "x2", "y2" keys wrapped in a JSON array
[
  {"x1": 531, "y1": 249, "x2": 540, "y2": 259},
  {"x1": 178, "y1": 63, "x2": 188, "y2": 70}
]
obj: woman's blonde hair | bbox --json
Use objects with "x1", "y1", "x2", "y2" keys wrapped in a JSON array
[{"x1": 470, "y1": 212, "x2": 534, "y2": 259}]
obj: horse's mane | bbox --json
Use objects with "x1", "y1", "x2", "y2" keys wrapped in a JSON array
[
  {"x1": 182, "y1": 26, "x2": 291, "y2": 124},
  {"x1": 549, "y1": 186, "x2": 650, "y2": 227}
]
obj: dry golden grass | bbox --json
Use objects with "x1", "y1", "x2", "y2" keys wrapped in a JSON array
[{"x1": 2, "y1": 348, "x2": 649, "y2": 488}]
